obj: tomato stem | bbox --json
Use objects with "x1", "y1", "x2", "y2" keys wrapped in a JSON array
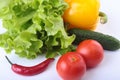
[{"x1": 99, "y1": 11, "x2": 108, "y2": 24}]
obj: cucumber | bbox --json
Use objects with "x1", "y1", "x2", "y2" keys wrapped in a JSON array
[{"x1": 67, "y1": 28, "x2": 120, "y2": 51}]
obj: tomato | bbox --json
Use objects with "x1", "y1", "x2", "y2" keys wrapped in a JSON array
[
  {"x1": 63, "y1": 0, "x2": 100, "y2": 30},
  {"x1": 56, "y1": 52, "x2": 86, "y2": 80},
  {"x1": 76, "y1": 39, "x2": 104, "y2": 68}
]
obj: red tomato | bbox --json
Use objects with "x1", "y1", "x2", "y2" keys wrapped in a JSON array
[
  {"x1": 76, "y1": 39, "x2": 104, "y2": 68},
  {"x1": 56, "y1": 52, "x2": 86, "y2": 80}
]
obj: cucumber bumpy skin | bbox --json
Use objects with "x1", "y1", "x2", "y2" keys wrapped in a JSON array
[{"x1": 67, "y1": 28, "x2": 120, "y2": 51}]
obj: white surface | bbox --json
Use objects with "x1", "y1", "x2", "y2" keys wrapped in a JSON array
[{"x1": 0, "y1": 0, "x2": 120, "y2": 80}]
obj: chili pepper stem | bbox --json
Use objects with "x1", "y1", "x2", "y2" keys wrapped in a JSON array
[
  {"x1": 5, "y1": 56, "x2": 13, "y2": 65},
  {"x1": 99, "y1": 11, "x2": 108, "y2": 24}
]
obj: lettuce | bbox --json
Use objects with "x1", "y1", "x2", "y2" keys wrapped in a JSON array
[{"x1": 0, "y1": 0, "x2": 75, "y2": 59}]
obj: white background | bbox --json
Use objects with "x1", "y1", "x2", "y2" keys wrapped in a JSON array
[{"x1": 0, "y1": 0, "x2": 120, "y2": 80}]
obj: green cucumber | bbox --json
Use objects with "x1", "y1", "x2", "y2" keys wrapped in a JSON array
[{"x1": 67, "y1": 28, "x2": 120, "y2": 51}]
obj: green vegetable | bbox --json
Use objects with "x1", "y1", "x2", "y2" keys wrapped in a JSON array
[
  {"x1": 67, "y1": 28, "x2": 120, "y2": 51},
  {"x1": 0, "y1": 0, "x2": 75, "y2": 59}
]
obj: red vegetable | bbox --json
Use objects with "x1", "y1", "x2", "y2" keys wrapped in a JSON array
[
  {"x1": 76, "y1": 39, "x2": 104, "y2": 68},
  {"x1": 56, "y1": 52, "x2": 86, "y2": 80},
  {"x1": 5, "y1": 56, "x2": 54, "y2": 76}
]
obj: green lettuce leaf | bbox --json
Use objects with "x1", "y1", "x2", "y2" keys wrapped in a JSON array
[{"x1": 0, "y1": 0, "x2": 75, "y2": 59}]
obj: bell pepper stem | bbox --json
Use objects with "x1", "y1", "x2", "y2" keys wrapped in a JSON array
[{"x1": 99, "y1": 11, "x2": 108, "y2": 24}]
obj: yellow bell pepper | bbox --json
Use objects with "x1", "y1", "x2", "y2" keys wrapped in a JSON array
[{"x1": 63, "y1": 0, "x2": 101, "y2": 30}]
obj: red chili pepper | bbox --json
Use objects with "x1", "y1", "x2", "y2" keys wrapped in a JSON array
[{"x1": 5, "y1": 56, "x2": 54, "y2": 76}]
